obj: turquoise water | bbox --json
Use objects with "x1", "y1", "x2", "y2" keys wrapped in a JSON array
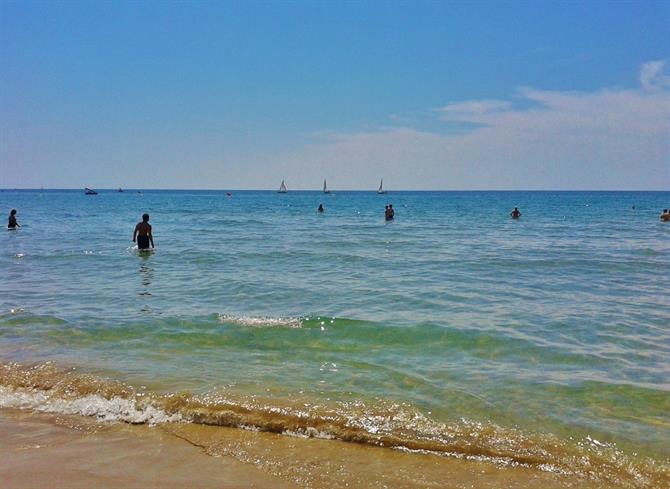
[{"x1": 1, "y1": 190, "x2": 669, "y2": 468}]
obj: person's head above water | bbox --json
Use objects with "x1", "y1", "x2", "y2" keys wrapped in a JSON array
[
  {"x1": 142, "y1": 213, "x2": 150, "y2": 222},
  {"x1": 10, "y1": 209, "x2": 17, "y2": 215}
]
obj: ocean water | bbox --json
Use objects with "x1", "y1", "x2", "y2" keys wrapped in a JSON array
[{"x1": 1, "y1": 189, "x2": 669, "y2": 487}]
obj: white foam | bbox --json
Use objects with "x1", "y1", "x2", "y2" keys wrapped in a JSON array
[
  {"x1": 217, "y1": 314, "x2": 303, "y2": 328},
  {"x1": 0, "y1": 386, "x2": 180, "y2": 425},
  {"x1": 282, "y1": 427, "x2": 334, "y2": 440}
]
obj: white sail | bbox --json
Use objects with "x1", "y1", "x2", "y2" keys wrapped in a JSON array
[
  {"x1": 377, "y1": 178, "x2": 387, "y2": 194},
  {"x1": 323, "y1": 179, "x2": 330, "y2": 193},
  {"x1": 278, "y1": 180, "x2": 287, "y2": 193}
]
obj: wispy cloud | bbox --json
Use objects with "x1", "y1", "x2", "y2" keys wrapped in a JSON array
[
  {"x1": 640, "y1": 60, "x2": 670, "y2": 92},
  {"x1": 436, "y1": 100, "x2": 513, "y2": 122},
  {"x1": 276, "y1": 61, "x2": 670, "y2": 190}
]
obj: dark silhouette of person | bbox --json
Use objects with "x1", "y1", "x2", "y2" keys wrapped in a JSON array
[
  {"x1": 7, "y1": 209, "x2": 20, "y2": 229},
  {"x1": 510, "y1": 207, "x2": 521, "y2": 219},
  {"x1": 133, "y1": 213, "x2": 154, "y2": 250},
  {"x1": 318, "y1": 204, "x2": 324, "y2": 213},
  {"x1": 385, "y1": 204, "x2": 394, "y2": 221}
]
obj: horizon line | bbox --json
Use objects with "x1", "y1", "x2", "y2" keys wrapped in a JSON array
[{"x1": 2, "y1": 188, "x2": 669, "y2": 193}]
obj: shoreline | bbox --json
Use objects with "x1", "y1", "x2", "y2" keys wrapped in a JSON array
[
  {"x1": 0, "y1": 407, "x2": 619, "y2": 489},
  {"x1": 1, "y1": 358, "x2": 668, "y2": 488}
]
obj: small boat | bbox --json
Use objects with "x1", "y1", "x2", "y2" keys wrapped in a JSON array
[
  {"x1": 323, "y1": 179, "x2": 331, "y2": 194},
  {"x1": 377, "y1": 178, "x2": 387, "y2": 194},
  {"x1": 117, "y1": 187, "x2": 123, "y2": 193},
  {"x1": 278, "y1": 180, "x2": 287, "y2": 193},
  {"x1": 84, "y1": 187, "x2": 98, "y2": 195}
]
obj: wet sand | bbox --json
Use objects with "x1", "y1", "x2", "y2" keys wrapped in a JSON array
[
  {"x1": 0, "y1": 407, "x2": 608, "y2": 489},
  {"x1": 0, "y1": 409, "x2": 298, "y2": 489}
]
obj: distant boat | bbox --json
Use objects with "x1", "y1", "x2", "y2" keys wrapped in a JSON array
[
  {"x1": 117, "y1": 187, "x2": 123, "y2": 193},
  {"x1": 278, "y1": 180, "x2": 287, "y2": 193},
  {"x1": 84, "y1": 187, "x2": 98, "y2": 195},
  {"x1": 323, "y1": 179, "x2": 331, "y2": 194},
  {"x1": 377, "y1": 179, "x2": 387, "y2": 194}
]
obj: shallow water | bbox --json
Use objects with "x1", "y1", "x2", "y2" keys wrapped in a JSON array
[{"x1": 1, "y1": 189, "x2": 669, "y2": 486}]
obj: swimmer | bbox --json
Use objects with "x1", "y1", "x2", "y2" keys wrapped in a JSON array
[
  {"x1": 133, "y1": 213, "x2": 154, "y2": 250},
  {"x1": 318, "y1": 204, "x2": 324, "y2": 213},
  {"x1": 510, "y1": 207, "x2": 521, "y2": 219},
  {"x1": 7, "y1": 209, "x2": 20, "y2": 229},
  {"x1": 661, "y1": 209, "x2": 670, "y2": 222}
]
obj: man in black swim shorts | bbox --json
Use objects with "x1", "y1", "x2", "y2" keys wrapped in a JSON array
[{"x1": 133, "y1": 213, "x2": 154, "y2": 250}]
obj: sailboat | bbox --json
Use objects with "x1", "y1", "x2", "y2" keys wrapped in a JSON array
[
  {"x1": 377, "y1": 178, "x2": 387, "y2": 194},
  {"x1": 84, "y1": 187, "x2": 98, "y2": 195},
  {"x1": 278, "y1": 180, "x2": 287, "y2": 193},
  {"x1": 323, "y1": 179, "x2": 331, "y2": 194}
]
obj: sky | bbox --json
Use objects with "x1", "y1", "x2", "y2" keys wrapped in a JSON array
[{"x1": 1, "y1": 0, "x2": 669, "y2": 190}]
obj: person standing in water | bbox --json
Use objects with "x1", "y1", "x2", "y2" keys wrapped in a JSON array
[
  {"x1": 510, "y1": 207, "x2": 521, "y2": 219},
  {"x1": 385, "y1": 204, "x2": 394, "y2": 221},
  {"x1": 661, "y1": 209, "x2": 670, "y2": 222},
  {"x1": 318, "y1": 204, "x2": 324, "y2": 213},
  {"x1": 7, "y1": 209, "x2": 20, "y2": 229},
  {"x1": 133, "y1": 213, "x2": 154, "y2": 250}
]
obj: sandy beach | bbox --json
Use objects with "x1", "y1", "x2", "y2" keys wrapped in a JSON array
[
  {"x1": 0, "y1": 406, "x2": 614, "y2": 489},
  {"x1": 0, "y1": 408, "x2": 297, "y2": 489}
]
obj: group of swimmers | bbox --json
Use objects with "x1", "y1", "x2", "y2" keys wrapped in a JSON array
[
  {"x1": 6, "y1": 209, "x2": 156, "y2": 250},
  {"x1": 317, "y1": 203, "x2": 395, "y2": 221},
  {"x1": 7, "y1": 206, "x2": 670, "y2": 250}
]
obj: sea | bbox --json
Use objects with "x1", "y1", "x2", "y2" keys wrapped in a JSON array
[{"x1": 1, "y1": 189, "x2": 669, "y2": 488}]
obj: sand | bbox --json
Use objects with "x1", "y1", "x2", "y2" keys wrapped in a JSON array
[
  {"x1": 0, "y1": 407, "x2": 615, "y2": 489},
  {"x1": 0, "y1": 408, "x2": 298, "y2": 489}
]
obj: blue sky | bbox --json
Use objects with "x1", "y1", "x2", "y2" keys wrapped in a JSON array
[{"x1": 1, "y1": 1, "x2": 669, "y2": 190}]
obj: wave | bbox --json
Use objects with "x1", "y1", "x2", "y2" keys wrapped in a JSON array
[
  {"x1": 0, "y1": 387, "x2": 180, "y2": 424},
  {"x1": 0, "y1": 361, "x2": 667, "y2": 488},
  {"x1": 217, "y1": 313, "x2": 304, "y2": 328}
]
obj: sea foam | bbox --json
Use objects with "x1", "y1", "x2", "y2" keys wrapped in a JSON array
[{"x1": 0, "y1": 386, "x2": 180, "y2": 425}]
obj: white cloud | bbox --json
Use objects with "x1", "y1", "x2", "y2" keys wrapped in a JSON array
[
  {"x1": 436, "y1": 100, "x2": 512, "y2": 122},
  {"x1": 640, "y1": 60, "x2": 670, "y2": 92},
  {"x1": 275, "y1": 62, "x2": 670, "y2": 190}
]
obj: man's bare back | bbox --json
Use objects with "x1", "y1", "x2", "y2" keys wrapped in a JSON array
[
  {"x1": 134, "y1": 221, "x2": 152, "y2": 235},
  {"x1": 133, "y1": 213, "x2": 154, "y2": 249}
]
